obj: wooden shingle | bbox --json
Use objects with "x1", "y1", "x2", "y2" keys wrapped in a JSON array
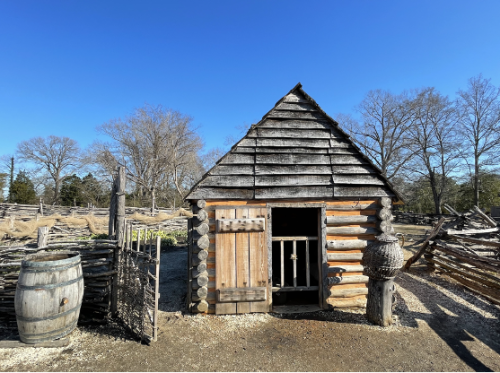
[{"x1": 186, "y1": 83, "x2": 402, "y2": 202}]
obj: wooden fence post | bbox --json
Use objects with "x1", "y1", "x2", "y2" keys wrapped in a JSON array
[
  {"x1": 111, "y1": 166, "x2": 126, "y2": 315},
  {"x1": 37, "y1": 227, "x2": 49, "y2": 249}
]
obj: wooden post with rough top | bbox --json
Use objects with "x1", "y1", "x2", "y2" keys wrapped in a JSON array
[
  {"x1": 111, "y1": 166, "x2": 126, "y2": 315},
  {"x1": 37, "y1": 226, "x2": 49, "y2": 249}
]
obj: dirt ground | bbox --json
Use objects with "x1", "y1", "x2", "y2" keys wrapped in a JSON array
[{"x1": 1, "y1": 224, "x2": 500, "y2": 372}]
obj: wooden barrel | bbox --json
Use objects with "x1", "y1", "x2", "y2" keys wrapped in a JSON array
[{"x1": 15, "y1": 251, "x2": 84, "y2": 343}]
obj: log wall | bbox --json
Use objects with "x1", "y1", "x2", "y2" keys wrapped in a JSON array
[{"x1": 188, "y1": 198, "x2": 387, "y2": 314}]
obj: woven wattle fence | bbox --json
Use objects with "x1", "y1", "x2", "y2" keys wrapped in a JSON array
[{"x1": 0, "y1": 239, "x2": 118, "y2": 326}]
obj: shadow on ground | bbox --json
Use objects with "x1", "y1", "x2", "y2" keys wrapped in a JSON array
[{"x1": 396, "y1": 268, "x2": 500, "y2": 372}]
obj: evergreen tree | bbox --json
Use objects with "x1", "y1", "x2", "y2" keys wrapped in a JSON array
[
  {"x1": 60, "y1": 174, "x2": 83, "y2": 206},
  {"x1": 80, "y1": 173, "x2": 107, "y2": 207},
  {"x1": 9, "y1": 171, "x2": 36, "y2": 204}
]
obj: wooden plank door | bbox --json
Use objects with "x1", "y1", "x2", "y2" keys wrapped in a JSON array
[
  {"x1": 215, "y1": 209, "x2": 237, "y2": 314},
  {"x1": 215, "y1": 207, "x2": 268, "y2": 315}
]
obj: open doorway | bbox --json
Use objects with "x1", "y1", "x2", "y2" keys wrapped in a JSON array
[{"x1": 271, "y1": 208, "x2": 320, "y2": 311}]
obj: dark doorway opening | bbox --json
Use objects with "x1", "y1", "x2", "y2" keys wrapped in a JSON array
[{"x1": 271, "y1": 208, "x2": 320, "y2": 310}]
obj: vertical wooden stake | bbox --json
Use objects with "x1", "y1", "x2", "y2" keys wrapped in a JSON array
[
  {"x1": 154, "y1": 235, "x2": 161, "y2": 341},
  {"x1": 280, "y1": 240, "x2": 284, "y2": 288},
  {"x1": 111, "y1": 166, "x2": 126, "y2": 315},
  {"x1": 293, "y1": 240, "x2": 297, "y2": 288},
  {"x1": 39, "y1": 198, "x2": 43, "y2": 217},
  {"x1": 306, "y1": 238, "x2": 310, "y2": 288},
  {"x1": 37, "y1": 227, "x2": 49, "y2": 249}
]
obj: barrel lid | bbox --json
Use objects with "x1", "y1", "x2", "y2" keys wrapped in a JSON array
[{"x1": 22, "y1": 251, "x2": 80, "y2": 268}]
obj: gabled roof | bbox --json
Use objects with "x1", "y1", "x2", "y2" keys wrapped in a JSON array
[{"x1": 186, "y1": 83, "x2": 402, "y2": 202}]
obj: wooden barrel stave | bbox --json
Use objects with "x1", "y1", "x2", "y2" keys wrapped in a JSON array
[{"x1": 15, "y1": 252, "x2": 84, "y2": 343}]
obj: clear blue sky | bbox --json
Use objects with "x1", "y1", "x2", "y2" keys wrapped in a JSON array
[{"x1": 1, "y1": 0, "x2": 499, "y2": 157}]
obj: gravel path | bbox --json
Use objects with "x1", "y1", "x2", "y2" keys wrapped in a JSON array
[{"x1": 1, "y1": 238, "x2": 500, "y2": 372}]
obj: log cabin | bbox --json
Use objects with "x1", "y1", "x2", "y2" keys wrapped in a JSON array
[{"x1": 184, "y1": 83, "x2": 402, "y2": 315}]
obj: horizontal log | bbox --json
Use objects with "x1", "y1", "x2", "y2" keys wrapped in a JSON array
[
  {"x1": 216, "y1": 218, "x2": 265, "y2": 233},
  {"x1": 192, "y1": 300, "x2": 209, "y2": 313},
  {"x1": 442, "y1": 271, "x2": 500, "y2": 304},
  {"x1": 327, "y1": 252, "x2": 364, "y2": 261},
  {"x1": 447, "y1": 227, "x2": 500, "y2": 235},
  {"x1": 192, "y1": 268, "x2": 215, "y2": 278},
  {"x1": 327, "y1": 240, "x2": 372, "y2": 250},
  {"x1": 194, "y1": 223, "x2": 210, "y2": 236},
  {"x1": 431, "y1": 252, "x2": 500, "y2": 284},
  {"x1": 326, "y1": 275, "x2": 369, "y2": 285},
  {"x1": 432, "y1": 242, "x2": 500, "y2": 273},
  {"x1": 192, "y1": 291, "x2": 216, "y2": 302},
  {"x1": 428, "y1": 257, "x2": 500, "y2": 290},
  {"x1": 328, "y1": 265, "x2": 364, "y2": 273},
  {"x1": 329, "y1": 287, "x2": 368, "y2": 298},
  {"x1": 448, "y1": 235, "x2": 500, "y2": 248},
  {"x1": 326, "y1": 215, "x2": 378, "y2": 225},
  {"x1": 192, "y1": 280, "x2": 215, "y2": 290},
  {"x1": 326, "y1": 227, "x2": 379, "y2": 235}
]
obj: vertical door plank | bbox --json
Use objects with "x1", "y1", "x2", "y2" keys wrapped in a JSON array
[
  {"x1": 249, "y1": 208, "x2": 269, "y2": 313},
  {"x1": 216, "y1": 209, "x2": 237, "y2": 314},
  {"x1": 235, "y1": 208, "x2": 251, "y2": 314}
]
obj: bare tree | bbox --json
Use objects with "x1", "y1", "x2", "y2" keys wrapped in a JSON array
[
  {"x1": 406, "y1": 88, "x2": 461, "y2": 213},
  {"x1": 90, "y1": 104, "x2": 203, "y2": 208},
  {"x1": 0, "y1": 155, "x2": 15, "y2": 202},
  {"x1": 346, "y1": 90, "x2": 416, "y2": 180},
  {"x1": 456, "y1": 74, "x2": 500, "y2": 207},
  {"x1": 16, "y1": 136, "x2": 81, "y2": 204}
]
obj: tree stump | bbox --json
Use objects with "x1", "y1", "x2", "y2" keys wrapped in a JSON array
[{"x1": 366, "y1": 278, "x2": 395, "y2": 326}]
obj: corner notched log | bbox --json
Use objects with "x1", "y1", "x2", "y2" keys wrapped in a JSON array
[{"x1": 366, "y1": 278, "x2": 395, "y2": 327}]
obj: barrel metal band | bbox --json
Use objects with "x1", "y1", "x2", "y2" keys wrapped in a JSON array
[
  {"x1": 16, "y1": 301, "x2": 83, "y2": 322},
  {"x1": 20, "y1": 319, "x2": 78, "y2": 338},
  {"x1": 17, "y1": 275, "x2": 83, "y2": 290},
  {"x1": 21, "y1": 260, "x2": 81, "y2": 273}
]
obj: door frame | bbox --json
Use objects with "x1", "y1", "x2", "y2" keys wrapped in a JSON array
[{"x1": 266, "y1": 203, "x2": 328, "y2": 310}]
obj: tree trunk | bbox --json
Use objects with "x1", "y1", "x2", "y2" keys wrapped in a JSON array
[
  {"x1": 474, "y1": 153, "x2": 480, "y2": 207},
  {"x1": 8, "y1": 157, "x2": 14, "y2": 202},
  {"x1": 366, "y1": 278, "x2": 395, "y2": 327}
]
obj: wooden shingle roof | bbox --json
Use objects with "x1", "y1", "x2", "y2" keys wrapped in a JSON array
[{"x1": 186, "y1": 83, "x2": 402, "y2": 202}]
